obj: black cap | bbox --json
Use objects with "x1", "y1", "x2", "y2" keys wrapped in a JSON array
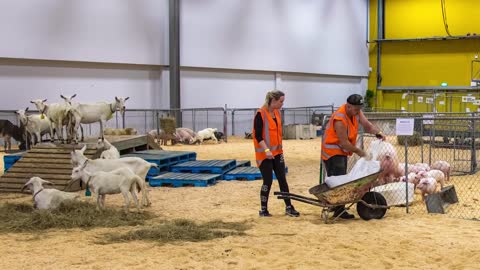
[{"x1": 347, "y1": 94, "x2": 364, "y2": 106}]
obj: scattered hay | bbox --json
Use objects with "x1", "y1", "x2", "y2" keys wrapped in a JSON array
[
  {"x1": 99, "y1": 218, "x2": 251, "y2": 245},
  {"x1": 0, "y1": 201, "x2": 154, "y2": 233}
]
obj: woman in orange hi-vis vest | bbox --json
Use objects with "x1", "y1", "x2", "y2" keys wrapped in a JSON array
[
  {"x1": 253, "y1": 90, "x2": 299, "y2": 217},
  {"x1": 322, "y1": 94, "x2": 385, "y2": 219}
]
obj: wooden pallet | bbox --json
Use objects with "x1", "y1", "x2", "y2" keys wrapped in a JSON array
[
  {"x1": 148, "y1": 172, "x2": 221, "y2": 187},
  {"x1": 0, "y1": 144, "x2": 99, "y2": 193},
  {"x1": 223, "y1": 166, "x2": 288, "y2": 181}
]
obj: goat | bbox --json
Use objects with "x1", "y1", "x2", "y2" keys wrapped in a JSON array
[
  {"x1": 15, "y1": 107, "x2": 51, "y2": 146},
  {"x1": 21, "y1": 177, "x2": 80, "y2": 209},
  {"x1": 60, "y1": 94, "x2": 84, "y2": 143},
  {"x1": 71, "y1": 162, "x2": 143, "y2": 212},
  {"x1": 97, "y1": 138, "x2": 120, "y2": 159},
  {"x1": 71, "y1": 145, "x2": 156, "y2": 207},
  {"x1": 66, "y1": 97, "x2": 129, "y2": 140},
  {"x1": 196, "y1": 128, "x2": 218, "y2": 144},
  {"x1": 30, "y1": 99, "x2": 71, "y2": 143},
  {"x1": 0, "y1": 119, "x2": 27, "y2": 151}
]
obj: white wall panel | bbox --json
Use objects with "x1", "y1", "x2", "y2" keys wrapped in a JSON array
[
  {"x1": 180, "y1": 69, "x2": 275, "y2": 108},
  {"x1": 0, "y1": 0, "x2": 169, "y2": 65},
  {"x1": 279, "y1": 74, "x2": 366, "y2": 108},
  {"x1": 0, "y1": 61, "x2": 167, "y2": 110},
  {"x1": 181, "y1": 0, "x2": 368, "y2": 76}
]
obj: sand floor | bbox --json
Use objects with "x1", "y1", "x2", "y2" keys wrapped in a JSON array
[{"x1": 0, "y1": 137, "x2": 479, "y2": 270}]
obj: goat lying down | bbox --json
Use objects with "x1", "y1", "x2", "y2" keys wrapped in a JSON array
[
  {"x1": 21, "y1": 177, "x2": 80, "y2": 209},
  {"x1": 71, "y1": 162, "x2": 143, "y2": 211},
  {"x1": 71, "y1": 145, "x2": 157, "y2": 207},
  {"x1": 97, "y1": 138, "x2": 120, "y2": 159}
]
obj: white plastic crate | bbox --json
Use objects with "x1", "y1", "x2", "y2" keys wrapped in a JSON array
[
  {"x1": 283, "y1": 124, "x2": 316, "y2": 140},
  {"x1": 372, "y1": 182, "x2": 415, "y2": 206}
]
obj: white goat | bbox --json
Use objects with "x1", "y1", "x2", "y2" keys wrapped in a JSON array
[
  {"x1": 67, "y1": 97, "x2": 129, "y2": 140},
  {"x1": 60, "y1": 94, "x2": 84, "y2": 143},
  {"x1": 30, "y1": 99, "x2": 71, "y2": 143},
  {"x1": 97, "y1": 138, "x2": 120, "y2": 159},
  {"x1": 21, "y1": 177, "x2": 80, "y2": 209},
  {"x1": 196, "y1": 128, "x2": 218, "y2": 144},
  {"x1": 71, "y1": 145, "x2": 156, "y2": 207},
  {"x1": 15, "y1": 107, "x2": 51, "y2": 146},
  {"x1": 71, "y1": 162, "x2": 143, "y2": 211}
]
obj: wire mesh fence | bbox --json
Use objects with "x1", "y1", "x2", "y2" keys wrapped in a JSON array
[{"x1": 353, "y1": 113, "x2": 480, "y2": 220}]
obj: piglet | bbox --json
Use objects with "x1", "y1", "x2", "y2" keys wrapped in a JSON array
[
  {"x1": 416, "y1": 177, "x2": 437, "y2": 201},
  {"x1": 431, "y1": 161, "x2": 451, "y2": 182}
]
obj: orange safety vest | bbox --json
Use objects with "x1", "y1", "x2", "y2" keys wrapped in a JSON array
[
  {"x1": 253, "y1": 107, "x2": 283, "y2": 167},
  {"x1": 321, "y1": 104, "x2": 359, "y2": 160}
]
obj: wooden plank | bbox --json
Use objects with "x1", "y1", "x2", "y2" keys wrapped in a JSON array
[
  {"x1": 8, "y1": 163, "x2": 74, "y2": 169},
  {"x1": 28, "y1": 148, "x2": 98, "y2": 155},
  {"x1": 2, "y1": 173, "x2": 71, "y2": 180},
  {"x1": 17, "y1": 158, "x2": 73, "y2": 164},
  {"x1": 111, "y1": 136, "x2": 148, "y2": 151},
  {"x1": 0, "y1": 177, "x2": 71, "y2": 185},
  {"x1": 23, "y1": 153, "x2": 77, "y2": 159},
  {"x1": 6, "y1": 167, "x2": 72, "y2": 174}
]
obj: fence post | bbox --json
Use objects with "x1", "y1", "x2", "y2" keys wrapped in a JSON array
[
  {"x1": 231, "y1": 109, "x2": 236, "y2": 136},
  {"x1": 224, "y1": 104, "x2": 228, "y2": 142},
  {"x1": 471, "y1": 118, "x2": 477, "y2": 174}
]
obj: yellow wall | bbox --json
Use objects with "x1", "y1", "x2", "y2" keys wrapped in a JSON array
[{"x1": 369, "y1": 0, "x2": 480, "y2": 111}]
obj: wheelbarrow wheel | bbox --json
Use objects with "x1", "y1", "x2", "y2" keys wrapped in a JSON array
[{"x1": 356, "y1": 192, "x2": 387, "y2": 221}]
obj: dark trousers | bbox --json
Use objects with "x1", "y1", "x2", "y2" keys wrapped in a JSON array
[
  {"x1": 323, "y1": 155, "x2": 348, "y2": 212},
  {"x1": 259, "y1": 154, "x2": 291, "y2": 211}
]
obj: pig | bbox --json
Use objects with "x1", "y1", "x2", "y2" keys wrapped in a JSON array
[
  {"x1": 417, "y1": 177, "x2": 438, "y2": 201},
  {"x1": 418, "y1": 169, "x2": 445, "y2": 190},
  {"x1": 431, "y1": 161, "x2": 451, "y2": 182}
]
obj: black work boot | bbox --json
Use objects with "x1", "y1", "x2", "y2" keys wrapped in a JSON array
[
  {"x1": 285, "y1": 205, "x2": 300, "y2": 217},
  {"x1": 259, "y1": 209, "x2": 272, "y2": 217}
]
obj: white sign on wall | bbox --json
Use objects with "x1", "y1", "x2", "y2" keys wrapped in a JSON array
[
  {"x1": 462, "y1": 96, "x2": 476, "y2": 103},
  {"x1": 439, "y1": 100, "x2": 445, "y2": 105},
  {"x1": 408, "y1": 100, "x2": 413, "y2": 105},
  {"x1": 425, "y1": 97, "x2": 434, "y2": 104},
  {"x1": 474, "y1": 100, "x2": 480, "y2": 105},
  {"x1": 417, "y1": 96, "x2": 424, "y2": 103}
]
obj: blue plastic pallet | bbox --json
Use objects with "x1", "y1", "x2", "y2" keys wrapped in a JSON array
[
  {"x1": 236, "y1": 160, "x2": 251, "y2": 167},
  {"x1": 122, "y1": 150, "x2": 197, "y2": 176},
  {"x1": 3, "y1": 153, "x2": 25, "y2": 172},
  {"x1": 170, "y1": 160, "x2": 236, "y2": 174},
  {"x1": 223, "y1": 166, "x2": 288, "y2": 181},
  {"x1": 148, "y1": 172, "x2": 221, "y2": 187}
]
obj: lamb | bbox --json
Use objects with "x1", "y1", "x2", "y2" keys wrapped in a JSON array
[
  {"x1": 21, "y1": 177, "x2": 80, "y2": 209},
  {"x1": 71, "y1": 145, "x2": 157, "y2": 207},
  {"x1": 15, "y1": 107, "x2": 51, "y2": 146},
  {"x1": 431, "y1": 160, "x2": 451, "y2": 182},
  {"x1": 97, "y1": 138, "x2": 120, "y2": 159},
  {"x1": 416, "y1": 177, "x2": 438, "y2": 201},
  {"x1": 71, "y1": 163, "x2": 143, "y2": 212},
  {"x1": 196, "y1": 128, "x2": 218, "y2": 144}
]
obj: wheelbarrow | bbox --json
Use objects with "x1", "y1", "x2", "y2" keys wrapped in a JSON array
[{"x1": 274, "y1": 171, "x2": 389, "y2": 223}]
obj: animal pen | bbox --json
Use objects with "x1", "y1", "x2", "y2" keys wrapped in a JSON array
[{"x1": 359, "y1": 112, "x2": 480, "y2": 220}]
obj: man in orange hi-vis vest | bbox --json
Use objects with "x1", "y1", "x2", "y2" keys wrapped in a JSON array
[
  {"x1": 253, "y1": 90, "x2": 299, "y2": 217},
  {"x1": 322, "y1": 94, "x2": 385, "y2": 219}
]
